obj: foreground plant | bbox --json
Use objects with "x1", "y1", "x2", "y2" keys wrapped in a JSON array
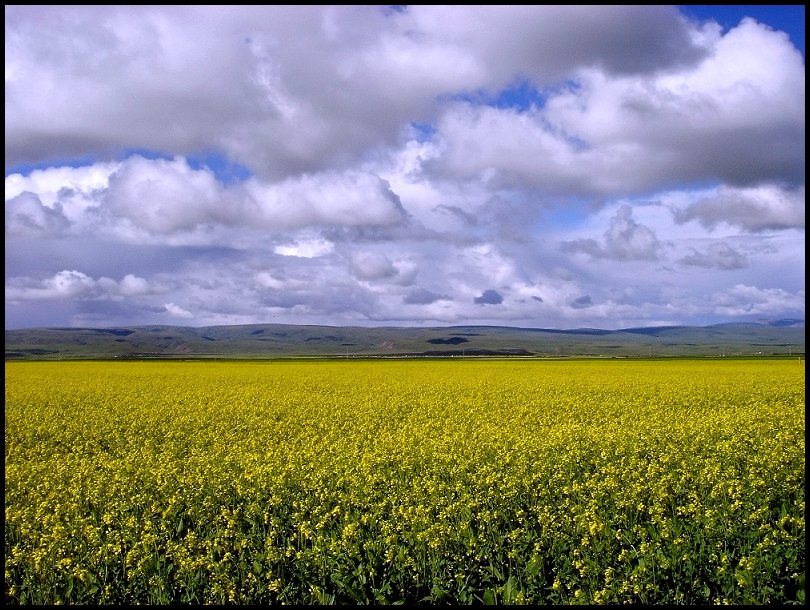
[{"x1": 5, "y1": 359, "x2": 805, "y2": 604}]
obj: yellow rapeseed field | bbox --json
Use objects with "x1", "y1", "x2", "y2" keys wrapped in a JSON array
[{"x1": 4, "y1": 359, "x2": 805, "y2": 604}]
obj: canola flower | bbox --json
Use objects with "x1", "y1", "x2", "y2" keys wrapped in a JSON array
[{"x1": 4, "y1": 358, "x2": 805, "y2": 604}]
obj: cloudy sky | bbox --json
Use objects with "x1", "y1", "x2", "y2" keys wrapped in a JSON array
[{"x1": 5, "y1": 5, "x2": 805, "y2": 330}]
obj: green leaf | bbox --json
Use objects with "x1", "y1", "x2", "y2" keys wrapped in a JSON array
[{"x1": 502, "y1": 576, "x2": 515, "y2": 603}]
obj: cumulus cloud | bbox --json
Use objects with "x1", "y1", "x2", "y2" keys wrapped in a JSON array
[
  {"x1": 246, "y1": 171, "x2": 408, "y2": 229},
  {"x1": 5, "y1": 163, "x2": 116, "y2": 207},
  {"x1": 3, "y1": 6, "x2": 805, "y2": 330},
  {"x1": 672, "y1": 185, "x2": 805, "y2": 232},
  {"x1": 4, "y1": 6, "x2": 711, "y2": 176},
  {"x1": 5, "y1": 191, "x2": 70, "y2": 236},
  {"x1": 349, "y1": 252, "x2": 399, "y2": 281},
  {"x1": 119, "y1": 274, "x2": 152, "y2": 296},
  {"x1": 346, "y1": 251, "x2": 419, "y2": 287},
  {"x1": 561, "y1": 205, "x2": 660, "y2": 260},
  {"x1": 5, "y1": 270, "x2": 153, "y2": 301},
  {"x1": 5, "y1": 159, "x2": 409, "y2": 246},
  {"x1": 708, "y1": 284, "x2": 806, "y2": 317},
  {"x1": 103, "y1": 156, "x2": 224, "y2": 234},
  {"x1": 433, "y1": 16, "x2": 803, "y2": 196}
]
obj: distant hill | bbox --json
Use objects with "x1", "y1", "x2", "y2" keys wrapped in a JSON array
[{"x1": 4, "y1": 320, "x2": 804, "y2": 360}]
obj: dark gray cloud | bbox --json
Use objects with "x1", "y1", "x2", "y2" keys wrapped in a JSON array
[
  {"x1": 521, "y1": 5, "x2": 708, "y2": 77},
  {"x1": 673, "y1": 185, "x2": 805, "y2": 232},
  {"x1": 570, "y1": 295, "x2": 593, "y2": 309},
  {"x1": 259, "y1": 291, "x2": 309, "y2": 309},
  {"x1": 474, "y1": 289, "x2": 503, "y2": 305},
  {"x1": 435, "y1": 204, "x2": 478, "y2": 226},
  {"x1": 403, "y1": 288, "x2": 452, "y2": 305}
]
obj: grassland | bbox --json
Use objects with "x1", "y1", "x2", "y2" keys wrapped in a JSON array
[
  {"x1": 5, "y1": 320, "x2": 805, "y2": 359},
  {"x1": 4, "y1": 359, "x2": 805, "y2": 604}
]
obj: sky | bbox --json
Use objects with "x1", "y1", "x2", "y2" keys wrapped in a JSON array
[{"x1": 4, "y1": 5, "x2": 805, "y2": 331}]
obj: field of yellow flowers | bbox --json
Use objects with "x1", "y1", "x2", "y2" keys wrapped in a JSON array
[{"x1": 4, "y1": 358, "x2": 805, "y2": 604}]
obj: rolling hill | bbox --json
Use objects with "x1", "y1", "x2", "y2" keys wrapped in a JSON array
[{"x1": 4, "y1": 319, "x2": 805, "y2": 360}]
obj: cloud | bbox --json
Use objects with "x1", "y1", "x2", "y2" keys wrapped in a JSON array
[
  {"x1": 672, "y1": 185, "x2": 805, "y2": 232},
  {"x1": 3, "y1": 7, "x2": 805, "y2": 331},
  {"x1": 164, "y1": 302, "x2": 194, "y2": 318},
  {"x1": 569, "y1": 295, "x2": 593, "y2": 309},
  {"x1": 246, "y1": 171, "x2": 408, "y2": 230},
  {"x1": 347, "y1": 251, "x2": 418, "y2": 286},
  {"x1": 4, "y1": 6, "x2": 711, "y2": 177},
  {"x1": 119, "y1": 273, "x2": 152, "y2": 296},
  {"x1": 31, "y1": 270, "x2": 96, "y2": 299},
  {"x1": 432, "y1": 16, "x2": 803, "y2": 196},
  {"x1": 5, "y1": 159, "x2": 409, "y2": 245},
  {"x1": 6, "y1": 8, "x2": 802, "y2": 196},
  {"x1": 274, "y1": 239, "x2": 334, "y2": 258},
  {"x1": 349, "y1": 252, "x2": 399, "y2": 281},
  {"x1": 474, "y1": 289, "x2": 503, "y2": 305},
  {"x1": 403, "y1": 288, "x2": 452, "y2": 305},
  {"x1": 561, "y1": 205, "x2": 660, "y2": 260},
  {"x1": 5, "y1": 191, "x2": 70, "y2": 236},
  {"x1": 5, "y1": 270, "x2": 153, "y2": 301},
  {"x1": 678, "y1": 242, "x2": 748, "y2": 270},
  {"x1": 708, "y1": 284, "x2": 806, "y2": 317},
  {"x1": 103, "y1": 156, "x2": 224, "y2": 234}
]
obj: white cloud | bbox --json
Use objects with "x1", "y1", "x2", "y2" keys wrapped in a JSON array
[
  {"x1": 4, "y1": 6, "x2": 712, "y2": 178},
  {"x1": 246, "y1": 170, "x2": 407, "y2": 229},
  {"x1": 164, "y1": 302, "x2": 194, "y2": 318},
  {"x1": 119, "y1": 274, "x2": 151, "y2": 296},
  {"x1": 4, "y1": 159, "x2": 409, "y2": 247},
  {"x1": 5, "y1": 270, "x2": 155, "y2": 302},
  {"x1": 274, "y1": 239, "x2": 334, "y2": 258},
  {"x1": 428, "y1": 15, "x2": 804, "y2": 195},
  {"x1": 103, "y1": 156, "x2": 223, "y2": 234},
  {"x1": 45, "y1": 270, "x2": 96, "y2": 299},
  {"x1": 708, "y1": 284, "x2": 805, "y2": 317}
]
